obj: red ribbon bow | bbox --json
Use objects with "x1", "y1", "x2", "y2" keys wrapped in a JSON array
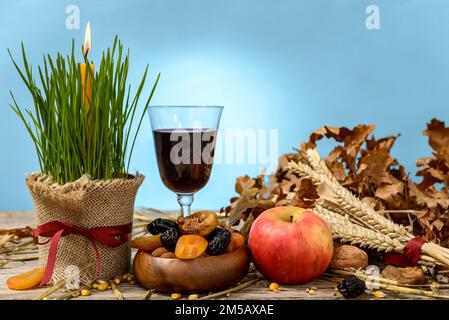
[
  {"x1": 33, "y1": 221, "x2": 132, "y2": 286},
  {"x1": 383, "y1": 237, "x2": 426, "y2": 267}
]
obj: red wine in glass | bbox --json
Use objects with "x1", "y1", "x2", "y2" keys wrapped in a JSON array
[
  {"x1": 152, "y1": 128, "x2": 217, "y2": 194},
  {"x1": 148, "y1": 106, "x2": 223, "y2": 217}
]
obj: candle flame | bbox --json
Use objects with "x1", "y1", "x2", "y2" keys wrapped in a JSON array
[{"x1": 83, "y1": 22, "x2": 91, "y2": 57}]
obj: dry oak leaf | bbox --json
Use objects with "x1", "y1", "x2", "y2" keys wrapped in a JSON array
[
  {"x1": 423, "y1": 119, "x2": 449, "y2": 164},
  {"x1": 409, "y1": 183, "x2": 449, "y2": 210},
  {"x1": 289, "y1": 178, "x2": 319, "y2": 209},
  {"x1": 357, "y1": 148, "x2": 398, "y2": 185}
]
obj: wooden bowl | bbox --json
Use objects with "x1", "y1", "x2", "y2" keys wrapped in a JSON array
[{"x1": 133, "y1": 247, "x2": 250, "y2": 293}]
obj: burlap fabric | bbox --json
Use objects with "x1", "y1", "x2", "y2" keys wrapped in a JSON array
[{"x1": 26, "y1": 173, "x2": 144, "y2": 285}]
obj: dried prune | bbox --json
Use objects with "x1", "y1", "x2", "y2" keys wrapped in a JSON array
[
  {"x1": 337, "y1": 275, "x2": 366, "y2": 298},
  {"x1": 160, "y1": 228, "x2": 181, "y2": 252},
  {"x1": 147, "y1": 218, "x2": 178, "y2": 235},
  {"x1": 207, "y1": 228, "x2": 231, "y2": 255},
  {"x1": 178, "y1": 211, "x2": 218, "y2": 237}
]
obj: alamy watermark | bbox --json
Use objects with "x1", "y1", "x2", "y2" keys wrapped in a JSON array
[
  {"x1": 166, "y1": 127, "x2": 279, "y2": 173},
  {"x1": 65, "y1": 5, "x2": 80, "y2": 30},
  {"x1": 365, "y1": 5, "x2": 381, "y2": 30}
]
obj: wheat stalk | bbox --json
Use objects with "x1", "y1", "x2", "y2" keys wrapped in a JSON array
[
  {"x1": 314, "y1": 205, "x2": 404, "y2": 253},
  {"x1": 306, "y1": 148, "x2": 413, "y2": 241},
  {"x1": 289, "y1": 158, "x2": 412, "y2": 242},
  {"x1": 305, "y1": 149, "x2": 449, "y2": 260},
  {"x1": 315, "y1": 205, "x2": 441, "y2": 265}
]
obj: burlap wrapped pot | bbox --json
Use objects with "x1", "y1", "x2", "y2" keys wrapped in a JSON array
[{"x1": 26, "y1": 173, "x2": 144, "y2": 285}]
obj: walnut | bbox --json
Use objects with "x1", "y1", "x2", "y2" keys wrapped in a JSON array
[
  {"x1": 177, "y1": 211, "x2": 218, "y2": 237},
  {"x1": 330, "y1": 245, "x2": 368, "y2": 269},
  {"x1": 381, "y1": 265, "x2": 425, "y2": 285}
]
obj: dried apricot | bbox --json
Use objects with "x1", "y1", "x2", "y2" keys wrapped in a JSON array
[
  {"x1": 225, "y1": 232, "x2": 245, "y2": 253},
  {"x1": 177, "y1": 211, "x2": 218, "y2": 237},
  {"x1": 151, "y1": 247, "x2": 169, "y2": 257},
  {"x1": 160, "y1": 252, "x2": 177, "y2": 259},
  {"x1": 175, "y1": 235, "x2": 208, "y2": 259},
  {"x1": 7, "y1": 267, "x2": 46, "y2": 290},
  {"x1": 130, "y1": 235, "x2": 162, "y2": 251}
]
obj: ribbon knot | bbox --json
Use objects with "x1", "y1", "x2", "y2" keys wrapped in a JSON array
[
  {"x1": 33, "y1": 220, "x2": 132, "y2": 286},
  {"x1": 383, "y1": 237, "x2": 426, "y2": 267}
]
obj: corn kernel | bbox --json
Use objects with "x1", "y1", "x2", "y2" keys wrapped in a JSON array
[
  {"x1": 188, "y1": 294, "x2": 199, "y2": 300},
  {"x1": 171, "y1": 293, "x2": 182, "y2": 300},
  {"x1": 373, "y1": 291, "x2": 385, "y2": 299},
  {"x1": 81, "y1": 289, "x2": 91, "y2": 296},
  {"x1": 269, "y1": 282, "x2": 280, "y2": 292},
  {"x1": 97, "y1": 283, "x2": 109, "y2": 291}
]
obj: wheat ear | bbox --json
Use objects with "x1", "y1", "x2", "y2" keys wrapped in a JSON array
[
  {"x1": 314, "y1": 205, "x2": 404, "y2": 253},
  {"x1": 315, "y1": 205, "x2": 441, "y2": 266},
  {"x1": 306, "y1": 148, "x2": 413, "y2": 240},
  {"x1": 289, "y1": 158, "x2": 412, "y2": 241}
]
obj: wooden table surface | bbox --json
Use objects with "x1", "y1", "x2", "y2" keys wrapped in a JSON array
[{"x1": 0, "y1": 210, "x2": 438, "y2": 300}]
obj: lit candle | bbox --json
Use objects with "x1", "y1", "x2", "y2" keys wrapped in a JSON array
[{"x1": 80, "y1": 22, "x2": 94, "y2": 109}]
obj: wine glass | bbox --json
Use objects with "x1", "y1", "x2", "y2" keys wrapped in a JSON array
[{"x1": 148, "y1": 106, "x2": 223, "y2": 217}]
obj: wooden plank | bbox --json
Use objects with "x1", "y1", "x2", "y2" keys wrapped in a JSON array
[{"x1": 0, "y1": 210, "x2": 442, "y2": 300}]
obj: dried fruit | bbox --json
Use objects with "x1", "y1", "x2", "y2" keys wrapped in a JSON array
[
  {"x1": 151, "y1": 246, "x2": 169, "y2": 257},
  {"x1": 381, "y1": 265, "x2": 425, "y2": 285},
  {"x1": 337, "y1": 275, "x2": 366, "y2": 299},
  {"x1": 6, "y1": 267, "x2": 46, "y2": 290},
  {"x1": 147, "y1": 218, "x2": 178, "y2": 235},
  {"x1": 207, "y1": 228, "x2": 231, "y2": 255},
  {"x1": 160, "y1": 252, "x2": 177, "y2": 259},
  {"x1": 175, "y1": 235, "x2": 208, "y2": 260},
  {"x1": 130, "y1": 235, "x2": 162, "y2": 251},
  {"x1": 225, "y1": 232, "x2": 245, "y2": 253},
  {"x1": 178, "y1": 211, "x2": 218, "y2": 237},
  {"x1": 160, "y1": 228, "x2": 181, "y2": 252}
]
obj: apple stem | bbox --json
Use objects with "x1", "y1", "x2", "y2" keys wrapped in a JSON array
[{"x1": 290, "y1": 215, "x2": 293, "y2": 223}]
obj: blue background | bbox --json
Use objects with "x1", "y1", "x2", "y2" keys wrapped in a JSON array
[{"x1": 1, "y1": 0, "x2": 448, "y2": 211}]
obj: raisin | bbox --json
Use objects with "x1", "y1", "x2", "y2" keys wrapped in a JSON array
[
  {"x1": 160, "y1": 228, "x2": 181, "y2": 252},
  {"x1": 337, "y1": 275, "x2": 366, "y2": 298},
  {"x1": 207, "y1": 228, "x2": 231, "y2": 255},
  {"x1": 147, "y1": 218, "x2": 178, "y2": 235}
]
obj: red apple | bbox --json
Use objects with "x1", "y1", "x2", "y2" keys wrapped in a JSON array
[{"x1": 248, "y1": 206, "x2": 333, "y2": 284}]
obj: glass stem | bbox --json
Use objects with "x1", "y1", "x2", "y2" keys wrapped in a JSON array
[{"x1": 177, "y1": 193, "x2": 194, "y2": 217}]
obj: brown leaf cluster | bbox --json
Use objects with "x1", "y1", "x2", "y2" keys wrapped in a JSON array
[{"x1": 222, "y1": 119, "x2": 449, "y2": 246}]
